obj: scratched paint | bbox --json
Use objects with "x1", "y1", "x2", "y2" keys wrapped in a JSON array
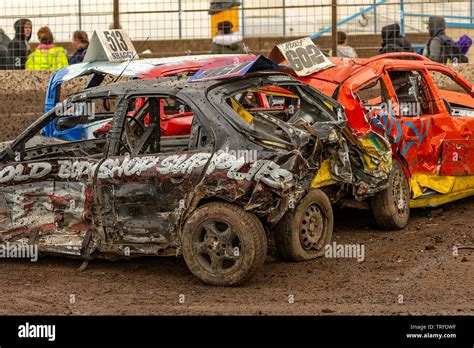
[
  {"x1": 158, "y1": 152, "x2": 293, "y2": 187},
  {"x1": 0, "y1": 181, "x2": 86, "y2": 231},
  {"x1": 367, "y1": 109, "x2": 432, "y2": 156},
  {"x1": 0, "y1": 152, "x2": 293, "y2": 188},
  {"x1": 0, "y1": 163, "x2": 52, "y2": 183}
]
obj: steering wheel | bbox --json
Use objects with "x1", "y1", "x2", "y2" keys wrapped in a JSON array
[
  {"x1": 118, "y1": 115, "x2": 147, "y2": 154},
  {"x1": 126, "y1": 115, "x2": 146, "y2": 133},
  {"x1": 118, "y1": 140, "x2": 131, "y2": 155}
]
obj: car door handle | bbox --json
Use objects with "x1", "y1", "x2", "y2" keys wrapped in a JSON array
[{"x1": 461, "y1": 130, "x2": 472, "y2": 138}]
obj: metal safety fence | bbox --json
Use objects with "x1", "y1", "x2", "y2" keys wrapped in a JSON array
[{"x1": 0, "y1": 0, "x2": 473, "y2": 69}]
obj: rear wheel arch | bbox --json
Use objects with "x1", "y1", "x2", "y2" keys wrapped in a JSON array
[
  {"x1": 393, "y1": 152, "x2": 412, "y2": 180},
  {"x1": 274, "y1": 189, "x2": 334, "y2": 262},
  {"x1": 180, "y1": 201, "x2": 267, "y2": 286},
  {"x1": 371, "y1": 160, "x2": 411, "y2": 230}
]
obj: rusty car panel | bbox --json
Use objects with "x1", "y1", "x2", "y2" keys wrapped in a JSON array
[{"x1": 0, "y1": 72, "x2": 354, "y2": 285}]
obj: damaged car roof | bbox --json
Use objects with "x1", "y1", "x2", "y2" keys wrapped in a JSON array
[
  {"x1": 70, "y1": 71, "x2": 300, "y2": 100},
  {"x1": 297, "y1": 53, "x2": 473, "y2": 97}
]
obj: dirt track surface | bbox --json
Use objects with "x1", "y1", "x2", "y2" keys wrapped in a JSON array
[{"x1": 0, "y1": 197, "x2": 473, "y2": 316}]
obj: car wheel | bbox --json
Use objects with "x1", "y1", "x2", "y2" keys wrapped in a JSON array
[
  {"x1": 371, "y1": 160, "x2": 410, "y2": 230},
  {"x1": 181, "y1": 201, "x2": 267, "y2": 286},
  {"x1": 275, "y1": 189, "x2": 334, "y2": 262}
]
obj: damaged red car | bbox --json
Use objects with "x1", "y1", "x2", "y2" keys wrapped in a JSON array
[{"x1": 295, "y1": 52, "x2": 474, "y2": 229}]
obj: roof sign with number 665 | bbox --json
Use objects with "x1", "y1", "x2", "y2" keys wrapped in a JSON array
[
  {"x1": 269, "y1": 37, "x2": 334, "y2": 76},
  {"x1": 84, "y1": 30, "x2": 138, "y2": 63}
]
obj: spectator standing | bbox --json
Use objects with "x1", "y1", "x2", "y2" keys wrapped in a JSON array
[
  {"x1": 379, "y1": 23, "x2": 412, "y2": 54},
  {"x1": 7, "y1": 18, "x2": 32, "y2": 69},
  {"x1": 328, "y1": 31, "x2": 358, "y2": 58},
  {"x1": 26, "y1": 26, "x2": 68, "y2": 70},
  {"x1": 69, "y1": 30, "x2": 89, "y2": 64},
  {"x1": 210, "y1": 21, "x2": 245, "y2": 54},
  {"x1": 0, "y1": 28, "x2": 11, "y2": 70},
  {"x1": 424, "y1": 16, "x2": 468, "y2": 63}
]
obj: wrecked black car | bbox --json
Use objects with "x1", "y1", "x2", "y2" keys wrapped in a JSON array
[{"x1": 0, "y1": 72, "x2": 349, "y2": 286}]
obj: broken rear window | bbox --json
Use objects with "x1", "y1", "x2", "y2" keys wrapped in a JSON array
[
  {"x1": 429, "y1": 70, "x2": 474, "y2": 117},
  {"x1": 356, "y1": 78, "x2": 390, "y2": 108},
  {"x1": 112, "y1": 95, "x2": 208, "y2": 157},
  {"x1": 223, "y1": 83, "x2": 338, "y2": 142}
]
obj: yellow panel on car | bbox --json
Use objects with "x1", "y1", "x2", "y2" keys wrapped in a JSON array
[{"x1": 312, "y1": 159, "x2": 338, "y2": 188}]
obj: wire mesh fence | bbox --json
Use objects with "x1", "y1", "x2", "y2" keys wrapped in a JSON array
[{"x1": 0, "y1": 0, "x2": 473, "y2": 69}]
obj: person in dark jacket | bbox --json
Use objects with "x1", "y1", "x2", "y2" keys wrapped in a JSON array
[
  {"x1": 423, "y1": 16, "x2": 468, "y2": 63},
  {"x1": 0, "y1": 28, "x2": 11, "y2": 70},
  {"x1": 426, "y1": 16, "x2": 447, "y2": 63},
  {"x1": 7, "y1": 18, "x2": 32, "y2": 69},
  {"x1": 69, "y1": 30, "x2": 89, "y2": 64},
  {"x1": 379, "y1": 23, "x2": 412, "y2": 54}
]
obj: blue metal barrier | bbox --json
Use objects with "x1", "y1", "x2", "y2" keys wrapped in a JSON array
[
  {"x1": 402, "y1": 13, "x2": 474, "y2": 32},
  {"x1": 310, "y1": 0, "x2": 387, "y2": 39},
  {"x1": 310, "y1": 0, "x2": 474, "y2": 42},
  {"x1": 400, "y1": 0, "x2": 405, "y2": 36},
  {"x1": 401, "y1": 10, "x2": 474, "y2": 53}
]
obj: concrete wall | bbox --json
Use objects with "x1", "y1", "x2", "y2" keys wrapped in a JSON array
[
  {"x1": 0, "y1": 71, "x2": 90, "y2": 142},
  {"x1": 0, "y1": 71, "x2": 51, "y2": 142},
  {"x1": 0, "y1": 63, "x2": 472, "y2": 143}
]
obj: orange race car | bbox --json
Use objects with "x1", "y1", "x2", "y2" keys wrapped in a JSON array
[{"x1": 292, "y1": 52, "x2": 474, "y2": 229}]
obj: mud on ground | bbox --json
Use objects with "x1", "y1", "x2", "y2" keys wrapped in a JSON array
[{"x1": 0, "y1": 196, "x2": 472, "y2": 316}]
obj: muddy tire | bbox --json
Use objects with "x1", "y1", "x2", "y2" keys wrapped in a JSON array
[
  {"x1": 275, "y1": 189, "x2": 334, "y2": 262},
  {"x1": 181, "y1": 202, "x2": 267, "y2": 286},
  {"x1": 371, "y1": 161, "x2": 410, "y2": 230}
]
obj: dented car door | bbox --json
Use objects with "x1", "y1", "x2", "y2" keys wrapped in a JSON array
[
  {"x1": 0, "y1": 146, "x2": 101, "y2": 256},
  {"x1": 426, "y1": 67, "x2": 474, "y2": 176},
  {"x1": 95, "y1": 95, "x2": 213, "y2": 254},
  {"x1": 0, "y1": 96, "x2": 115, "y2": 256}
]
